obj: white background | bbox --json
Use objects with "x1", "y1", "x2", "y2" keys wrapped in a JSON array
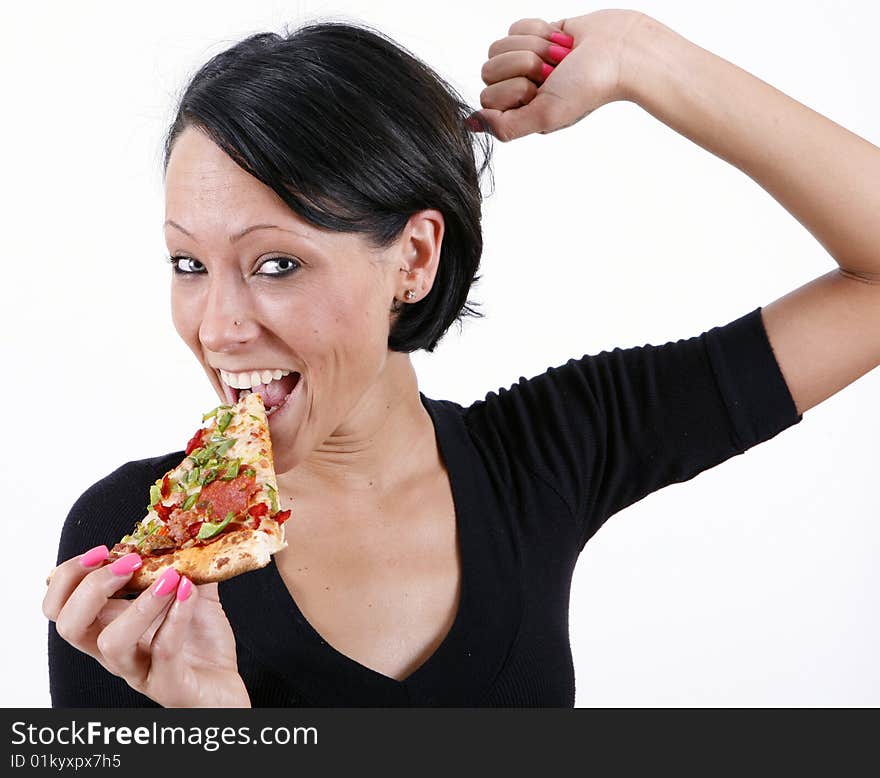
[{"x1": 2, "y1": 0, "x2": 877, "y2": 707}]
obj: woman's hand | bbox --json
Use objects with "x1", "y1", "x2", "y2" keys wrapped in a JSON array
[
  {"x1": 470, "y1": 10, "x2": 646, "y2": 142},
  {"x1": 43, "y1": 547, "x2": 250, "y2": 708}
]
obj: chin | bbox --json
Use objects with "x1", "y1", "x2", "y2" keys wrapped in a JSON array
[{"x1": 270, "y1": 444, "x2": 304, "y2": 478}]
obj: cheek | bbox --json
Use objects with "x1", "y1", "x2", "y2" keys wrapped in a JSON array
[
  {"x1": 170, "y1": 288, "x2": 199, "y2": 343},
  {"x1": 337, "y1": 271, "x2": 393, "y2": 332},
  {"x1": 336, "y1": 293, "x2": 390, "y2": 352},
  {"x1": 299, "y1": 291, "x2": 387, "y2": 376}
]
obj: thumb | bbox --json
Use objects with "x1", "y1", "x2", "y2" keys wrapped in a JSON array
[
  {"x1": 196, "y1": 581, "x2": 220, "y2": 602},
  {"x1": 470, "y1": 93, "x2": 560, "y2": 142}
]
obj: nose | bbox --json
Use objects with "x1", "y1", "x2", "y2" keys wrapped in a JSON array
[{"x1": 197, "y1": 271, "x2": 258, "y2": 354}]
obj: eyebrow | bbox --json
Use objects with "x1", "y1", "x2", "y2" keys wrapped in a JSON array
[{"x1": 164, "y1": 219, "x2": 301, "y2": 243}]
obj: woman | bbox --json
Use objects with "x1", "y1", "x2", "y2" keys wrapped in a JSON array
[{"x1": 44, "y1": 11, "x2": 880, "y2": 707}]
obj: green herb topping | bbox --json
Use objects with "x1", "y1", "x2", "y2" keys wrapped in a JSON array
[
  {"x1": 202, "y1": 404, "x2": 232, "y2": 422},
  {"x1": 221, "y1": 459, "x2": 241, "y2": 481},
  {"x1": 217, "y1": 411, "x2": 234, "y2": 433},
  {"x1": 266, "y1": 484, "x2": 279, "y2": 513},
  {"x1": 197, "y1": 511, "x2": 236, "y2": 540}
]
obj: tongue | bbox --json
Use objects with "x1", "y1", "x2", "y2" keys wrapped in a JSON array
[{"x1": 251, "y1": 372, "x2": 299, "y2": 410}]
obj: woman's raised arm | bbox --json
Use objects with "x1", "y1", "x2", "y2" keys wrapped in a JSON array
[
  {"x1": 474, "y1": 10, "x2": 880, "y2": 417},
  {"x1": 617, "y1": 13, "x2": 880, "y2": 282}
]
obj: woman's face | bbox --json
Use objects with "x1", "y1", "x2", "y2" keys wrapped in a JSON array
[{"x1": 164, "y1": 127, "x2": 441, "y2": 475}]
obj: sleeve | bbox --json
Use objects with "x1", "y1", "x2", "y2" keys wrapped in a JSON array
[
  {"x1": 49, "y1": 465, "x2": 164, "y2": 708},
  {"x1": 466, "y1": 307, "x2": 803, "y2": 551}
]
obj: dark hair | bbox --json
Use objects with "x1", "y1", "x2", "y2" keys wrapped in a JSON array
[{"x1": 162, "y1": 19, "x2": 495, "y2": 353}]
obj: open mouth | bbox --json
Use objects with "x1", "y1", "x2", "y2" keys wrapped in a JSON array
[{"x1": 221, "y1": 371, "x2": 302, "y2": 416}]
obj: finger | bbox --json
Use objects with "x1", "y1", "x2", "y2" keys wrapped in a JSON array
[
  {"x1": 93, "y1": 600, "x2": 131, "y2": 629},
  {"x1": 194, "y1": 581, "x2": 220, "y2": 603},
  {"x1": 43, "y1": 545, "x2": 111, "y2": 621},
  {"x1": 95, "y1": 566, "x2": 181, "y2": 683},
  {"x1": 479, "y1": 76, "x2": 539, "y2": 114},
  {"x1": 487, "y1": 34, "x2": 569, "y2": 65},
  {"x1": 56, "y1": 596, "x2": 167, "y2": 664},
  {"x1": 481, "y1": 50, "x2": 552, "y2": 88},
  {"x1": 473, "y1": 87, "x2": 566, "y2": 143},
  {"x1": 149, "y1": 576, "x2": 197, "y2": 668},
  {"x1": 507, "y1": 18, "x2": 574, "y2": 48},
  {"x1": 94, "y1": 599, "x2": 168, "y2": 643},
  {"x1": 506, "y1": 17, "x2": 563, "y2": 39},
  {"x1": 53, "y1": 552, "x2": 143, "y2": 655}
]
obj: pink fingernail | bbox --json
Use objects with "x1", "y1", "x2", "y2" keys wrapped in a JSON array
[
  {"x1": 153, "y1": 567, "x2": 181, "y2": 597},
  {"x1": 109, "y1": 552, "x2": 142, "y2": 576},
  {"x1": 176, "y1": 575, "x2": 193, "y2": 602},
  {"x1": 548, "y1": 44, "x2": 571, "y2": 63},
  {"x1": 79, "y1": 545, "x2": 110, "y2": 568},
  {"x1": 549, "y1": 31, "x2": 574, "y2": 48},
  {"x1": 541, "y1": 62, "x2": 554, "y2": 80}
]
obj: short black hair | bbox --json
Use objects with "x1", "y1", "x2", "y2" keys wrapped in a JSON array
[{"x1": 162, "y1": 19, "x2": 495, "y2": 353}]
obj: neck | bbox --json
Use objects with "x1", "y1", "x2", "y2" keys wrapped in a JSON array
[{"x1": 275, "y1": 352, "x2": 436, "y2": 500}]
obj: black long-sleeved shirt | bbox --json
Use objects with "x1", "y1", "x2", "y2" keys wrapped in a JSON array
[{"x1": 49, "y1": 306, "x2": 802, "y2": 706}]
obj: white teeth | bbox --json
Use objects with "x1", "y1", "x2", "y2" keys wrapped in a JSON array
[{"x1": 219, "y1": 368, "x2": 292, "y2": 390}]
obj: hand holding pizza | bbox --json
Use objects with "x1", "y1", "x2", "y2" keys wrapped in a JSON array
[
  {"x1": 470, "y1": 10, "x2": 645, "y2": 141},
  {"x1": 44, "y1": 393, "x2": 291, "y2": 707},
  {"x1": 43, "y1": 549, "x2": 250, "y2": 708}
]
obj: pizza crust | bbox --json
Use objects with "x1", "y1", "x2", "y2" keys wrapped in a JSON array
[{"x1": 109, "y1": 518, "x2": 287, "y2": 597}]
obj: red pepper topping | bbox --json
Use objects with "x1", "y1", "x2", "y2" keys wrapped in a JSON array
[
  {"x1": 185, "y1": 428, "x2": 206, "y2": 456},
  {"x1": 161, "y1": 474, "x2": 172, "y2": 500},
  {"x1": 187, "y1": 521, "x2": 204, "y2": 539},
  {"x1": 274, "y1": 509, "x2": 291, "y2": 525},
  {"x1": 154, "y1": 502, "x2": 173, "y2": 522},
  {"x1": 248, "y1": 502, "x2": 269, "y2": 518}
]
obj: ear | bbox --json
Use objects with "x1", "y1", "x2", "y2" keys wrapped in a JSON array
[{"x1": 395, "y1": 209, "x2": 445, "y2": 303}]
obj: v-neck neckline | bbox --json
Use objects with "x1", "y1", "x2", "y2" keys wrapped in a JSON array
[
  {"x1": 265, "y1": 392, "x2": 469, "y2": 687},
  {"x1": 220, "y1": 393, "x2": 522, "y2": 706}
]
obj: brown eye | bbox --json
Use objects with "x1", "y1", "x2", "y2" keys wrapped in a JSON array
[
  {"x1": 256, "y1": 257, "x2": 300, "y2": 276},
  {"x1": 168, "y1": 256, "x2": 205, "y2": 274}
]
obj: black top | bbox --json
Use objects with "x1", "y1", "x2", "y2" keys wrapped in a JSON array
[{"x1": 49, "y1": 307, "x2": 802, "y2": 707}]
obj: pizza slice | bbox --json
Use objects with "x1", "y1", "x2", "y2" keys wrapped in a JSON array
[{"x1": 106, "y1": 392, "x2": 291, "y2": 595}]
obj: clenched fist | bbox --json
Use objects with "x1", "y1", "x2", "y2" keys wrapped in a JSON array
[{"x1": 470, "y1": 10, "x2": 646, "y2": 141}]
